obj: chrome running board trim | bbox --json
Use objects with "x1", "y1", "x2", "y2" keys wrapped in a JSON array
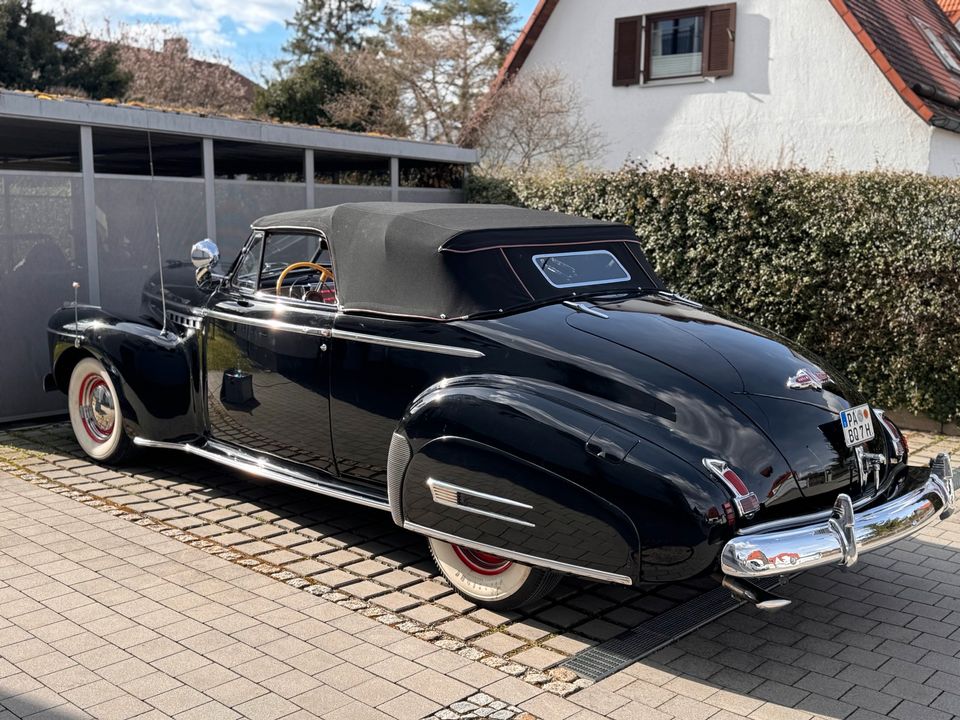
[
  {"x1": 132, "y1": 437, "x2": 390, "y2": 511},
  {"x1": 426, "y1": 478, "x2": 535, "y2": 527},
  {"x1": 403, "y1": 521, "x2": 634, "y2": 585},
  {"x1": 330, "y1": 329, "x2": 485, "y2": 358}
]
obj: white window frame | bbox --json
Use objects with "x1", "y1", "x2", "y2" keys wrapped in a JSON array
[{"x1": 914, "y1": 17, "x2": 960, "y2": 76}]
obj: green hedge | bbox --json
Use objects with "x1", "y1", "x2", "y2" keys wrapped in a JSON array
[{"x1": 468, "y1": 167, "x2": 960, "y2": 422}]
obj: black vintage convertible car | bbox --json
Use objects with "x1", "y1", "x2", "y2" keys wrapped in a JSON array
[{"x1": 45, "y1": 203, "x2": 955, "y2": 610}]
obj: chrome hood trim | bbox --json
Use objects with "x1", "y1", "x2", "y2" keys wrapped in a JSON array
[{"x1": 721, "y1": 453, "x2": 955, "y2": 577}]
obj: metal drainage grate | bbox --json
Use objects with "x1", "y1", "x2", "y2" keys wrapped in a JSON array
[{"x1": 561, "y1": 579, "x2": 780, "y2": 681}]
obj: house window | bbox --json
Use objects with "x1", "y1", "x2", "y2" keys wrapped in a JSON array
[
  {"x1": 649, "y1": 13, "x2": 704, "y2": 80},
  {"x1": 915, "y1": 17, "x2": 960, "y2": 75},
  {"x1": 613, "y1": 4, "x2": 736, "y2": 86}
]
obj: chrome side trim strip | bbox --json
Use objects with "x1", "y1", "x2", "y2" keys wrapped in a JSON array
[
  {"x1": 202, "y1": 309, "x2": 332, "y2": 338},
  {"x1": 427, "y1": 479, "x2": 532, "y2": 510},
  {"x1": 331, "y1": 329, "x2": 484, "y2": 358},
  {"x1": 426, "y1": 478, "x2": 535, "y2": 527},
  {"x1": 132, "y1": 437, "x2": 390, "y2": 511},
  {"x1": 200, "y1": 310, "x2": 480, "y2": 356},
  {"x1": 404, "y1": 522, "x2": 634, "y2": 585}
]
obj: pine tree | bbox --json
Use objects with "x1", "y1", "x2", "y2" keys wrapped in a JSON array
[
  {"x1": 0, "y1": 0, "x2": 130, "y2": 99},
  {"x1": 284, "y1": 0, "x2": 376, "y2": 58},
  {"x1": 408, "y1": 0, "x2": 517, "y2": 56}
]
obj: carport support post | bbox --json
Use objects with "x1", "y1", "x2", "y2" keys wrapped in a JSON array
[
  {"x1": 305, "y1": 149, "x2": 315, "y2": 209},
  {"x1": 390, "y1": 157, "x2": 399, "y2": 202},
  {"x1": 80, "y1": 125, "x2": 100, "y2": 306},
  {"x1": 203, "y1": 138, "x2": 216, "y2": 241}
]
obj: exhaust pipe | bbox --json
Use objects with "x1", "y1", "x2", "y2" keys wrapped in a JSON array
[{"x1": 722, "y1": 576, "x2": 791, "y2": 611}]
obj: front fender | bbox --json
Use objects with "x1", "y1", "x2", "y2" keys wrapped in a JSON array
[
  {"x1": 47, "y1": 305, "x2": 203, "y2": 442},
  {"x1": 391, "y1": 375, "x2": 732, "y2": 584}
]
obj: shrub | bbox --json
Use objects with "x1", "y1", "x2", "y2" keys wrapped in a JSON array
[{"x1": 469, "y1": 166, "x2": 960, "y2": 422}]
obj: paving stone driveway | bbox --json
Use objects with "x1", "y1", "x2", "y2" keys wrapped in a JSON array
[
  {"x1": 2, "y1": 423, "x2": 960, "y2": 720},
  {"x1": 0, "y1": 423, "x2": 716, "y2": 695}
]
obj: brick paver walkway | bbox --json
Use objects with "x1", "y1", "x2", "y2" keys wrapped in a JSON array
[
  {"x1": 0, "y1": 423, "x2": 716, "y2": 696},
  {"x1": 0, "y1": 472, "x2": 526, "y2": 719},
  {"x1": 1, "y1": 425, "x2": 959, "y2": 719}
]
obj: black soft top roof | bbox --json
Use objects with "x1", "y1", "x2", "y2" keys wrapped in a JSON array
[{"x1": 252, "y1": 203, "x2": 662, "y2": 320}]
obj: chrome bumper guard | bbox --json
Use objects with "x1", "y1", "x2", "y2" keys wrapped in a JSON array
[{"x1": 721, "y1": 453, "x2": 955, "y2": 578}]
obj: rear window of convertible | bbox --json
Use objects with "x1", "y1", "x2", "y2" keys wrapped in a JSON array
[{"x1": 532, "y1": 250, "x2": 631, "y2": 288}]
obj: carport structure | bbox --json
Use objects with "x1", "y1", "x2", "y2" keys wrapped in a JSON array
[{"x1": 0, "y1": 90, "x2": 476, "y2": 422}]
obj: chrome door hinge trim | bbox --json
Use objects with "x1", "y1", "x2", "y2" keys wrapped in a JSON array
[
  {"x1": 331, "y1": 329, "x2": 484, "y2": 358},
  {"x1": 563, "y1": 301, "x2": 609, "y2": 319},
  {"x1": 426, "y1": 478, "x2": 535, "y2": 527},
  {"x1": 403, "y1": 522, "x2": 634, "y2": 585},
  {"x1": 202, "y1": 309, "x2": 332, "y2": 338},
  {"x1": 132, "y1": 437, "x2": 389, "y2": 511},
  {"x1": 658, "y1": 291, "x2": 703, "y2": 309}
]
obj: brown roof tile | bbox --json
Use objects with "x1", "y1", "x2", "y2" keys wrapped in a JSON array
[
  {"x1": 938, "y1": 0, "x2": 960, "y2": 22},
  {"x1": 838, "y1": 0, "x2": 960, "y2": 129}
]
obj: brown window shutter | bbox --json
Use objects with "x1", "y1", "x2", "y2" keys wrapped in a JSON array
[
  {"x1": 613, "y1": 17, "x2": 642, "y2": 86},
  {"x1": 703, "y1": 3, "x2": 737, "y2": 77}
]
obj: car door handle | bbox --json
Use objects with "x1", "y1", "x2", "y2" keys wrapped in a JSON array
[{"x1": 585, "y1": 424, "x2": 639, "y2": 464}]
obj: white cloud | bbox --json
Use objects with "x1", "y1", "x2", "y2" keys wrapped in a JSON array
[{"x1": 34, "y1": 0, "x2": 299, "y2": 57}]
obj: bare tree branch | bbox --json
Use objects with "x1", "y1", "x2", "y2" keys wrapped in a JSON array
[{"x1": 476, "y1": 66, "x2": 607, "y2": 175}]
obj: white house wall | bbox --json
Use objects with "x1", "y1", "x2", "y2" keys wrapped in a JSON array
[
  {"x1": 928, "y1": 127, "x2": 960, "y2": 175},
  {"x1": 520, "y1": 0, "x2": 936, "y2": 173}
]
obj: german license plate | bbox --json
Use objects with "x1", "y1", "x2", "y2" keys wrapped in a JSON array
[{"x1": 841, "y1": 403, "x2": 875, "y2": 448}]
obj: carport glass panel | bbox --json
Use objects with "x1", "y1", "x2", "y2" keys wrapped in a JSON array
[
  {"x1": 314, "y1": 152, "x2": 389, "y2": 186},
  {"x1": 399, "y1": 160, "x2": 464, "y2": 189},
  {"x1": 0, "y1": 118, "x2": 81, "y2": 172},
  {"x1": 214, "y1": 141, "x2": 304, "y2": 182},
  {"x1": 214, "y1": 180, "x2": 306, "y2": 263},
  {"x1": 0, "y1": 173, "x2": 87, "y2": 420},
  {"x1": 92, "y1": 128, "x2": 203, "y2": 177},
  {"x1": 95, "y1": 176, "x2": 206, "y2": 314}
]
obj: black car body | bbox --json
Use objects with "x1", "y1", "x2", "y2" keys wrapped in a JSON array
[{"x1": 45, "y1": 203, "x2": 956, "y2": 609}]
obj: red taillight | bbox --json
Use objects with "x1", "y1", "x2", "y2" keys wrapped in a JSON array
[
  {"x1": 721, "y1": 468, "x2": 750, "y2": 495},
  {"x1": 876, "y1": 409, "x2": 907, "y2": 457},
  {"x1": 703, "y1": 458, "x2": 761, "y2": 518}
]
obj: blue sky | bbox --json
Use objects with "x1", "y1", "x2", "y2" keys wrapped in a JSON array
[{"x1": 35, "y1": 0, "x2": 540, "y2": 82}]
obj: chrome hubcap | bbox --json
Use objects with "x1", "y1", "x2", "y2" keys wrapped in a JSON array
[
  {"x1": 78, "y1": 374, "x2": 115, "y2": 443},
  {"x1": 452, "y1": 545, "x2": 513, "y2": 576}
]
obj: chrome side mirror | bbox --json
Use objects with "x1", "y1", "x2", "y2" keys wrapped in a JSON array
[{"x1": 191, "y1": 239, "x2": 220, "y2": 269}]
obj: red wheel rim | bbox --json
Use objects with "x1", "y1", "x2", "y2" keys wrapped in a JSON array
[
  {"x1": 451, "y1": 545, "x2": 512, "y2": 576},
  {"x1": 77, "y1": 373, "x2": 114, "y2": 444}
]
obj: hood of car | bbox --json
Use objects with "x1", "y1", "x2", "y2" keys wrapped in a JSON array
[
  {"x1": 141, "y1": 265, "x2": 214, "y2": 324},
  {"x1": 566, "y1": 295, "x2": 888, "y2": 504}
]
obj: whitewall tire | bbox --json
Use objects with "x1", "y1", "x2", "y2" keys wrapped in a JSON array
[
  {"x1": 428, "y1": 538, "x2": 560, "y2": 610},
  {"x1": 67, "y1": 357, "x2": 132, "y2": 463}
]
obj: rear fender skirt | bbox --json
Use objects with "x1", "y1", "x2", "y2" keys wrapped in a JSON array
[
  {"x1": 402, "y1": 435, "x2": 640, "y2": 582},
  {"x1": 48, "y1": 305, "x2": 204, "y2": 442},
  {"x1": 394, "y1": 376, "x2": 733, "y2": 584}
]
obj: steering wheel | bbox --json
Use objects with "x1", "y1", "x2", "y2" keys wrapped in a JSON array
[{"x1": 275, "y1": 262, "x2": 333, "y2": 297}]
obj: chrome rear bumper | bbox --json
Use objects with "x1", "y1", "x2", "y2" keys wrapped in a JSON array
[{"x1": 721, "y1": 454, "x2": 955, "y2": 578}]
